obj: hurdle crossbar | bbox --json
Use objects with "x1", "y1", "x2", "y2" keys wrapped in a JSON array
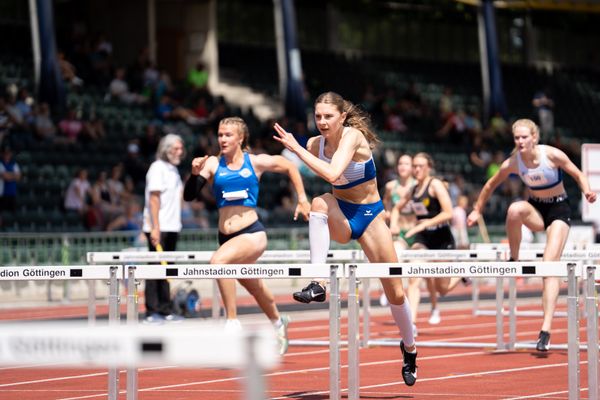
[
  {"x1": 345, "y1": 261, "x2": 581, "y2": 400},
  {"x1": 0, "y1": 321, "x2": 278, "y2": 400},
  {"x1": 125, "y1": 262, "x2": 344, "y2": 400}
]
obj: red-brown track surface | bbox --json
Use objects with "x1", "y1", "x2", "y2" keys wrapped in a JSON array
[{"x1": 0, "y1": 286, "x2": 595, "y2": 400}]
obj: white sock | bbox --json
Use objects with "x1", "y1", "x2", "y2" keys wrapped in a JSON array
[
  {"x1": 272, "y1": 318, "x2": 283, "y2": 328},
  {"x1": 390, "y1": 300, "x2": 415, "y2": 348},
  {"x1": 309, "y1": 212, "x2": 329, "y2": 264}
]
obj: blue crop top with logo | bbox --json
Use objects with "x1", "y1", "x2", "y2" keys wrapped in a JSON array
[
  {"x1": 516, "y1": 145, "x2": 563, "y2": 190},
  {"x1": 318, "y1": 136, "x2": 377, "y2": 189},
  {"x1": 213, "y1": 152, "x2": 259, "y2": 208}
]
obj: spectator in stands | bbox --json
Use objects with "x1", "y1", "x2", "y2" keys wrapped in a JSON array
[
  {"x1": 0, "y1": 146, "x2": 21, "y2": 212},
  {"x1": 156, "y1": 94, "x2": 202, "y2": 125},
  {"x1": 15, "y1": 88, "x2": 34, "y2": 127},
  {"x1": 57, "y1": 50, "x2": 83, "y2": 86},
  {"x1": 184, "y1": 116, "x2": 310, "y2": 354},
  {"x1": 0, "y1": 97, "x2": 13, "y2": 145},
  {"x1": 187, "y1": 60, "x2": 209, "y2": 94},
  {"x1": 107, "y1": 163, "x2": 125, "y2": 205},
  {"x1": 532, "y1": 88, "x2": 554, "y2": 142},
  {"x1": 33, "y1": 102, "x2": 57, "y2": 142},
  {"x1": 106, "y1": 200, "x2": 142, "y2": 233},
  {"x1": 139, "y1": 123, "x2": 161, "y2": 162},
  {"x1": 58, "y1": 108, "x2": 83, "y2": 143},
  {"x1": 273, "y1": 92, "x2": 418, "y2": 385},
  {"x1": 142, "y1": 133, "x2": 186, "y2": 324},
  {"x1": 467, "y1": 118, "x2": 597, "y2": 352},
  {"x1": 123, "y1": 141, "x2": 148, "y2": 186},
  {"x1": 64, "y1": 168, "x2": 91, "y2": 215},
  {"x1": 82, "y1": 113, "x2": 106, "y2": 142},
  {"x1": 108, "y1": 67, "x2": 146, "y2": 104}
]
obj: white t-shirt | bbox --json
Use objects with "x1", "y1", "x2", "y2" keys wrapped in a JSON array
[
  {"x1": 142, "y1": 159, "x2": 182, "y2": 233},
  {"x1": 64, "y1": 178, "x2": 91, "y2": 211}
]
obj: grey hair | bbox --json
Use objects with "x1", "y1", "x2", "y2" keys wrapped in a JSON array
[{"x1": 156, "y1": 133, "x2": 184, "y2": 161}]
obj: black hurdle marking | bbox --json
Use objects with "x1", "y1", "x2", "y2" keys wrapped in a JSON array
[
  {"x1": 141, "y1": 341, "x2": 163, "y2": 353},
  {"x1": 536, "y1": 253, "x2": 543, "y2": 258},
  {"x1": 70, "y1": 269, "x2": 83, "y2": 277},
  {"x1": 289, "y1": 268, "x2": 301, "y2": 276},
  {"x1": 469, "y1": 253, "x2": 477, "y2": 258},
  {"x1": 166, "y1": 268, "x2": 178, "y2": 277},
  {"x1": 112, "y1": 255, "x2": 120, "y2": 260},
  {"x1": 188, "y1": 255, "x2": 195, "y2": 259},
  {"x1": 522, "y1": 266, "x2": 536, "y2": 274},
  {"x1": 389, "y1": 267, "x2": 403, "y2": 275}
]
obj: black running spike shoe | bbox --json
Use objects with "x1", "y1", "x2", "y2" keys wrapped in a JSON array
[
  {"x1": 400, "y1": 340, "x2": 418, "y2": 386},
  {"x1": 292, "y1": 281, "x2": 326, "y2": 303},
  {"x1": 536, "y1": 330, "x2": 551, "y2": 352}
]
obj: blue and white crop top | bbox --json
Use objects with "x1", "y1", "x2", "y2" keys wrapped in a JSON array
[
  {"x1": 318, "y1": 136, "x2": 377, "y2": 189},
  {"x1": 516, "y1": 145, "x2": 563, "y2": 190},
  {"x1": 212, "y1": 152, "x2": 259, "y2": 208}
]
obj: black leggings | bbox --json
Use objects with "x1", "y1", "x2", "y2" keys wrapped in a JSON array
[{"x1": 144, "y1": 231, "x2": 178, "y2": 316}]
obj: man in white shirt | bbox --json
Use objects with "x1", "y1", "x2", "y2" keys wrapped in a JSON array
[{"x1": 142, "y1": 133, "x2": 184, "y2": 323}]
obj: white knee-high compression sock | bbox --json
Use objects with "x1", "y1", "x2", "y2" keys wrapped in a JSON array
[
  {"x1": 309, "y1": 212, "x2": 330, "y2": 264},
  {"x1": 390, "y1": 300, "x2": 415, "y2": 348}
]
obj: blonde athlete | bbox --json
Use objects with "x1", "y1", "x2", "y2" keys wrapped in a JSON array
[
  {"x1": 467, "y1": 118, "x2": 596, "y2": 351},
  {"x1": 184, "y1": 117, "x2": 311, "y2": 355}
]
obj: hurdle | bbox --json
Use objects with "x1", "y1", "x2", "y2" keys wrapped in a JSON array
[
  {"x1": 0, "y1": 265, "x2": 123, "y2": 399},
  {"x1": 360, "y1": 249, "x2": 504, "y2": 346},
  {"x1": 0, "y1": 320, "x2": 279, "y2": 400},
  {"x1": 345, "y1": 260, "x2": 581, "y2": 400},
  {"x1": 124, "y1": 262, "x2": 343, "y2": 400},
  {"x1": 586, "y1": 265, "x2": 599, "y2": 400},
  {"x1": 87, "y1": 249, "x2": 362, "y2": 321}
]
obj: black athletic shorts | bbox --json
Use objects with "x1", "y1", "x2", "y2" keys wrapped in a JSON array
[
  {"x1": 413, "y1": 224, "x2": 456, "y2": 250},
  {"x1": 218, "y1": 219, "x2": 266, "y2": 245},
  {"x1": 528, "y1": 196, "x2": 571, "y2": 229}
]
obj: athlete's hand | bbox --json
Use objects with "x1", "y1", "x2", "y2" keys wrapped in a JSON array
[
  {"x1": 273, "y1": 123, "x2": 301, "y2": 153},
  {"x1": 466, "y1": 210, "x2": 480, "y2": 227},
  {"x1": 585, "y1": 191, "x2": 597, "y2": 203},
  {"x1": 191, "y1": 156, "x2": 208, "y2": 175},
  {"x1": 294, "y1": 198, "x2": 311, "y2": 221}
]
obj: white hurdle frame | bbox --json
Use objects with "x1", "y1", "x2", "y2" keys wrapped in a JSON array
[
  {"x1": 586, "y1": 265, "x2": 599, "y2": 400},
  {"x1": 359, "y1": 249, "x2": 504, "y2": 346},
  {"x1": 87, "y1": 249, "x2": 362, "y2": 321},
  {"x1": 0, "y1": 321, "x2": 279, "y2": 400},
  {"x1": 124, "y1": 262, "x2": 343, "y2": 400},
  {"x1": 0, "y1": 265, "x2": 123, "y2": 400},
  {"x1": 345, "y1": 261, "x2": 581, "y2": 400}
]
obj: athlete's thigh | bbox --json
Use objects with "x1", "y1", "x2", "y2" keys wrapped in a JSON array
[
  {"x1": 358, "y1": 213, "x2": 397, "y2": 263},
  {"x1": 543, "y1": 220, "x2": 570, "y2": 261},
  {"x1": 211, "y1": 231, "x2": 268, "y2": 264},
  {"x1": 319, "y1": 193, "x2": 352, "y2": 243},
  {"x1": 509, "y1": 200, "x2": 545, "y2": 232}
]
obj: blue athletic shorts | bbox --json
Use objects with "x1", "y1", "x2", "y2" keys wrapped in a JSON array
[{"x1": 336, "y1": 198, "x2": 385, "y2": 239}]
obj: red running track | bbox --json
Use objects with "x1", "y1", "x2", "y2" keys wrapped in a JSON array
[{"x1": 0, "y1": 300, "x2": 595, "y2": 400}]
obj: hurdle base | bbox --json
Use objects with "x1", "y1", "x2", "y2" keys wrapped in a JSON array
[
  {"x1": 289, "y1": 339, "x2": 349, "y2": 347},
  {"x1": 367, "y1": 339, "x2": 498, "y2": 349},
  {"x1": 475, "y1": 310, "x2": 568, "y2": 317}
]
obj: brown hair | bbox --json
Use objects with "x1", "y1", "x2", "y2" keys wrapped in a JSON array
[
  {"x1": 219, "y1": 117, "x2": 250, "y2": 151},
  {"x1": 413, "y1": 152, "x2": 435, "y2": 170},
  {"x1": 315, "y1": 91, "x2": 380, "y2": 149}
]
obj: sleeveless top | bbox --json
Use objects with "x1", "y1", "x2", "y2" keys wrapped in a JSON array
[
  {"x1": 213, "y1": 152, "x2": 259, "y2": 209},
  {"x1": 318, "y1": 136, "x2": 377, "y2": 189},
  {"x1": 392, "y1": 179, "x2": 415, "y2": 215},
  {"x1": 516, "y1": 145, "x2": 563, "y2": 190},
  {"x1": 411, "y1": 178, "x2": 442, "y2": 221}
]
